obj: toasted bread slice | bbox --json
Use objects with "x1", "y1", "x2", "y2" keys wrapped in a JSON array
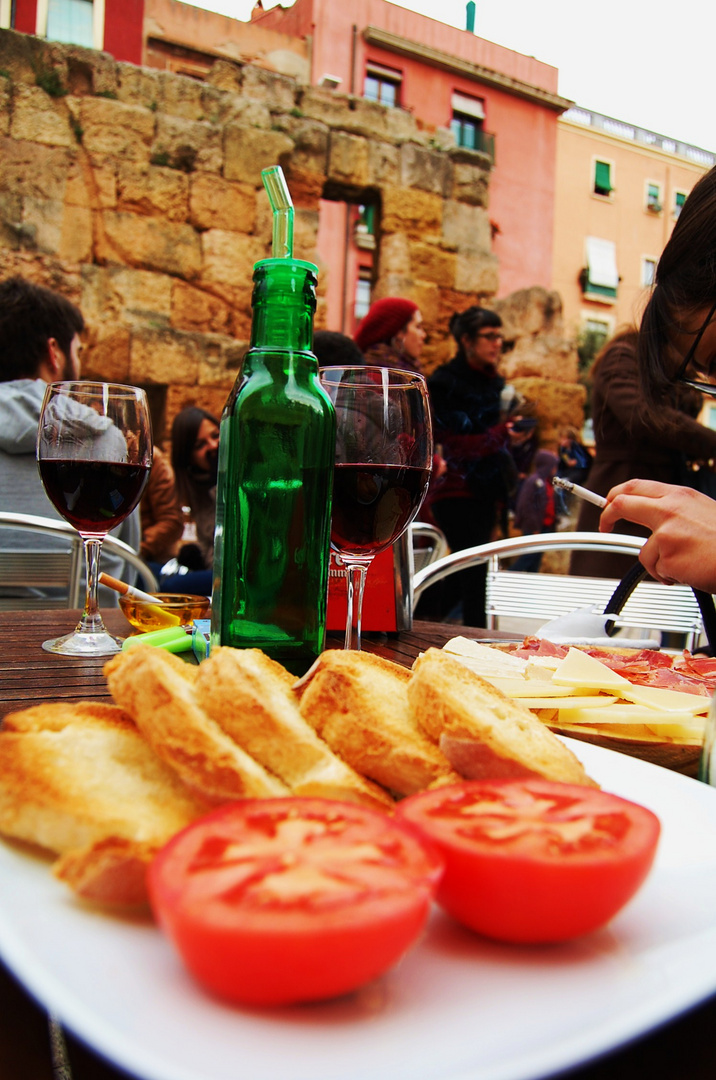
[
  {"x1": 104, "y1": 646, "x2": 289, "y2": 802},
  {"x1": 196, "y1": 648, "x2": 394, "y2": 810},
  {"x1": 0, "y1": 701, "x2": 212, "y2": 904},
  {"x1": 410, "y1": 649, "x2": 597, "y2": 787},
  {"x1": 295, "y1": 649, "x2": 461, "y2": 796}
]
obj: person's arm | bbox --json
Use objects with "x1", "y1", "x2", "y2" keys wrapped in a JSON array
[
  {"x1": 139, "y1": 453, "x2": 184, "y2": 563},
  {"x1": 600, "y1": 478, "x2": 716, "y2": 591}
]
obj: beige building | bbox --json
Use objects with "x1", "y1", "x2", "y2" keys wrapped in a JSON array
[{"x1": 553, "y1": 107, "x2": 714, "y2": 352}]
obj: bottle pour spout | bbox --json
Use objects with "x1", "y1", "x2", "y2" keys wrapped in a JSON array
[{"x1": 261, "y1": 165, "x2": 294, "y2": 260}]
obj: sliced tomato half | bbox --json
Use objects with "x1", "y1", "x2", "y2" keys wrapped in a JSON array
[
  {"x1": 396, "y1": 779, "x2": 660, "y2": 944},
  {"x1": 148, "y1": 798, "x2": 443, "y2": 1006}
]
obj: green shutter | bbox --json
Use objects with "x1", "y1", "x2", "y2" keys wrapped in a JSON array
[{"x1": 594, "y1": 161, "x2": 612, "y2": 195}]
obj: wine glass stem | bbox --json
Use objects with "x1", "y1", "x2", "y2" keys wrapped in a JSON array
[
  {"x1": 345, "y1": 561, "x2": 370, "y2": 651},
  {"x1": 77, "y1": 537, "x2": 106, "y2": 635}
]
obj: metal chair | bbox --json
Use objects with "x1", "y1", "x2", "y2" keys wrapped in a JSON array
[
  {"x1": 0, "y1": 511, "x2": 158, "y2": 610},
  {"x1": 412, "y1": 531, "x2": 706, "y2": 649},
  {"x1": 409, "y1": 521, "x2": 449, "y2": 574}
]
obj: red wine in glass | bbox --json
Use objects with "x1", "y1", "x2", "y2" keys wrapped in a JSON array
[
  {"x1": 319, "y1": 366, "x2": 433, "y2": 650},
  {"x1": 37, "y1": 381, "x2": 153, "y2": 657}
]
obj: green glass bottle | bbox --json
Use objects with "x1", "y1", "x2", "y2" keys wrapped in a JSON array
[{"x1": 210, "y1": 256, "x2": 336, "y2": 673}]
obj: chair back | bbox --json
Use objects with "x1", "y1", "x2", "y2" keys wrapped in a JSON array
[
  {"x1": 412, "y1": 531, "x2": 705, "y2": 650},
  {"x1": 409, "y1": 521, "x2": 449, "y2": 574},
  {"x1": 0, "y1": 511, "x2": 158, "y2": 610}
]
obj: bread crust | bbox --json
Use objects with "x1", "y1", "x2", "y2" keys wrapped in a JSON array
[
  {"x1": 410, "y1": 649, "x2": 598, "y2": 788},
  {"x1": 196, "y1": 648, "x2": 394, "y2": 810},
  {"x1": 104, "y1": 646, "x2": 289, "y2": 802},
  {"x1": 295, "y1": 649, "x2": 461, "y2": 795}
]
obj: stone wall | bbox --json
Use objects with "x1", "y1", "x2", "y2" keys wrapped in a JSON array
[{"x1": 0, "y1": 29, "x2": 583, "y2": 446}]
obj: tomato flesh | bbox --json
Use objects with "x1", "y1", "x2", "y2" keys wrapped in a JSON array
[
  {"x1": 397, "y1": 779, "x2": 660, "y2": 944},
  {"x1": 148, "y1": 798, "x2": 443, "y2": 1005}
]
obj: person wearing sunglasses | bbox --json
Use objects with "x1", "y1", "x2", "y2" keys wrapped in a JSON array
[{"x1": 600, "y1": 164, "x2": 716, "y2": 591}]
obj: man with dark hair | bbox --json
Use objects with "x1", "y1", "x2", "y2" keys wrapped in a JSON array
[{"x1": 0, "y1": 276, "x2": 140, "y2": 601}]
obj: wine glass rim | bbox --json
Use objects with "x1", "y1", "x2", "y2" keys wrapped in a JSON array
[
  {"x1": 319, "y1": 365, "x2": 427, "y2": 387},
  {"x1": 48, "y1": 380, "x2": 147, "y2": 397}
]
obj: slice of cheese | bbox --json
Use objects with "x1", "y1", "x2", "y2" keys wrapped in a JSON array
[
  {"x1": 487, "y1": 677, "x2": 583, "y2": 698},
  {"x1": 558, "y1": 703, "x2": 702, "y2": 727},
  {"x1": 443, "y1": 639, "x2": 527, "y2": 677},
  {"x1": 552, "y1": 647, "x2": 631, "y2": 692},
  {"x1": 619, "y1": 684, "x2": 710, "y2": 714},
  {"x1": 521, "y1": 695, "x2": 618, "y2": 711}
]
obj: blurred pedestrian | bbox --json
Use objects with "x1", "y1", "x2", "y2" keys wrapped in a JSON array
[
  {"x1": 313, "y1": 330, "x2": 364, "y2": 367},
  {"x1": 418, "y1": 305, "x2": 527, "y2": 626},
  {"x1": 510, "y1": 449, "x2": 559, "y2": 572}
]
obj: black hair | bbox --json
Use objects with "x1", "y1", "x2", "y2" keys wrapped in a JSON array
[
  {"x1": 0, "y1": 276, "x2": 84, "y2": 381},
  {"x1": 312, "y1": 330, "x2": 365, "y2": 367},
  {"x1": 171, "y1": 405, "x2": 220, "y2": 477},
  {"x1": 449, "y1": 306, "x2": 502, "y2": 360},
  {"x1": 638, "y1": 165, "x2": 716, "y2": 404}
]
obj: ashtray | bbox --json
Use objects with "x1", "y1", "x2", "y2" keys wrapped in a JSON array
[{"x1": 119, "y1": 592, "x2": 211, "y2": 633}]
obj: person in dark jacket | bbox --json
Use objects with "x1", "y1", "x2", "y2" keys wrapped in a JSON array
[{"x1": 418, "y1": 305, "x2": 527, "y2": 626}]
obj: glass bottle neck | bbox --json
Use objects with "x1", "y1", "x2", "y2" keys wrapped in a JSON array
[{"x1": 250, "y1": 257, "x2": 318, "y2": 353}]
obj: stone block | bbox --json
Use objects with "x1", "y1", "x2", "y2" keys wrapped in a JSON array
[
  {"x1": 10, "y1": 84, "x2": 74, "y2": 147},
  {"x1": 410, "y1": 241, "x2": 457, "y2": 286},
  {"x1": 117, "y1": 161, "x2": 189, "y2": 222},
  {"x1": 156, "y1": 70, "x2": 205, "y2": 121},
  {"x1": 116, "y1": 62, "x2": 162, "y2": 109},
  {"x1": 494, "y1": 287, "x2": 564, "y2": 338},
  {"x1": 0, "y1": 138, "x2": 73, "y2": 204},
  {"x1": 282, "y1": 167, "x2": 323, "y2": 210},
  {"x1": 501, "y1": 336, "x2": 579, "y2": 384},
  {"x1": 65, "y1": 156, "x2": 117, "y2": 209},
  {"x1": 400, "y1": 144, "x2": 452, "y2": 197},
  {"x1": 81, "y1": 265, "x2": 173, "y2": 331},
  {"x1": 205, "y1": 59, "x2": 242, "y2": 95},
  {"x1": 59, "y1": 203, "x2": 93, "y2": 263},
  {"x1": 367, "y1": 141, "x2": 400, "y2": 187},
  {"x1": 78, "y1": 97, "x2": 155, "y2": 161},
  {"x1": 82, "y1": 328, "x2": 131, "y2": 383},
  {"x1": 442, "y1": 200, "x2": 492, "y2": 253},
  {"x1": 451, "y1": 161, "x2": 490, "y2": 208},
  {"x1": 166, "y1": 385, "x2": 230, "y2": 427},
  {"x1": 455, "y1": 250, "x2": 499, "y2": 295},
  {"x1": 152, "y1": 114, "x2": 223, "y2": 174},
  {"x1": 197, "y1": 333, "x2": 247, "y2": 387},
  {"x1": 379, "y1": 233, "x2": 411, "y2": 276},
  {"x1": 284, "y1": 118, "x2": 329, "y2": 175},
  {"x1": 21, "y1": 196, "x2": 64, "y2": 255},
  {"x1": 189, "y1": 173, "x2": 255, "y2": 232},
  {"x1": 98, "y1": 211, "x2": 202, "y2": 279},
  {"x1": 129, "y1": 327, "x2": 203, "y2": 385},
  {"x1": 240, "y1": 65, "x2": 297, "y2": 112},
  {"x1": 327, "y1": 131, "x2": 370, "y2": 189},
  {"x1": 223, "y1": 124, "x2": 294, "y2": 184},
  {"x1": 171, "y1": 280, "x2": 233, "y2": 334},
  {"x1": 201, "y1": 229, "x2": 266, "y2": 289},
  {"x1": 0, "y1": 77, "x2": 10, "y2": 136},
  {"x1": 510, "y1": 376, "x2": 586, "y2": 442},
  {"x1": 381, "y1": 187, "x2": 443, "y2": 239}
]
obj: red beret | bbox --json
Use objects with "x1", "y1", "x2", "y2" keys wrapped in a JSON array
[{"x1": 354, "y1": 297, "x2": 419, "y2": 352}]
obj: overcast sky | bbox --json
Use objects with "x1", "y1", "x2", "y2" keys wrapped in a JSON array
[{"x1": 191, "y1": 0, "x2": 714, "y2": 153}]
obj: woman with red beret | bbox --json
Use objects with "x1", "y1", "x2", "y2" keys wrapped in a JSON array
[{"x1": 353, "y1": 297, "x2": 426, "y2": 372}]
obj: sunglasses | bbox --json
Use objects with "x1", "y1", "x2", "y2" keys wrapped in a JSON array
[
  {"x1": 476, "y1": 331, "x2": 504, "y2": 343},
  {"x1": 674, "y1": 297, "x2": 716, "y2": 398}
]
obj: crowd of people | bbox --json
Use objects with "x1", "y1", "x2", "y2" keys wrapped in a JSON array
[{"x1": 5, "y1": 160, "x2": 716, "y2": 621}]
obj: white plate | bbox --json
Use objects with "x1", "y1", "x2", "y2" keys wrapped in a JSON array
[{"x1": 2, "y1": 740, "x2": 716, "y2": 1080}]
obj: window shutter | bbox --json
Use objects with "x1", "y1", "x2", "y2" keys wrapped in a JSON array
[{"x1": 594, "y1": 161, "x2": 612, "y2": 194}]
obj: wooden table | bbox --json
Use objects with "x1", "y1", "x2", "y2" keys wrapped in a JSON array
[{"x1": 1, "y1": 610, "x2": 716, "y2": 1080}]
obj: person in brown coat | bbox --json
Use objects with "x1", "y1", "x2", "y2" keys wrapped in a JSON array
[
  {"x1": 570, "y1": 327, "x2": 716, "y2": 579},
  {"x1": 139, "y1": 445, "x2": 184, "y2": 569}
]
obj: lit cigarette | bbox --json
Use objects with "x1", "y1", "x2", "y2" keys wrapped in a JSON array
[
  {"x1": 552, "y1": 476, "x2": 607, "y2": 509},
  {"x1": 99, "y1": 573, "x2": 165, "y2": 604}
]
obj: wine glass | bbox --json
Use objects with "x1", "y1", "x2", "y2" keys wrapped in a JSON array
[
  {"x1": 36, "y1": 381, "x2": 152, "y2": 656},
  {"x1": 319, "y1": 366, "x2": 433, "y2": 650}
]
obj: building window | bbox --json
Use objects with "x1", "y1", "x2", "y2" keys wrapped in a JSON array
[
  {"x1": 355, "y1": 271, "x2": 372, "y2": 323},
  {"x1": 581, "y1": 237, "x2": 618, "y2": 301},
  {"x1": 450, "y1": 92, "x2": 485, "y2": 150},
  {"x1": 641, "y1": 257, "x2": 657, "y2": 287},
  {"x1": 645, "y1": 182, "x2": 662, "y2": 214},
  {"x1": 46, "y1": 0, "x2": 94, "y2": 47},
  {"x1": 364, "y1": 63, "x2": 401, "y2": 107},
  {"x1": 593, "y1": 159, "x2": 613, "y2": 197},
  {"x1": 674, "y1": 190, "x2": 687, "y2": 219}
]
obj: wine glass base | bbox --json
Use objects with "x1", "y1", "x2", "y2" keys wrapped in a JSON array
[{"x1": 42, "y1": 630, "x2": 124, "y2": 657}]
